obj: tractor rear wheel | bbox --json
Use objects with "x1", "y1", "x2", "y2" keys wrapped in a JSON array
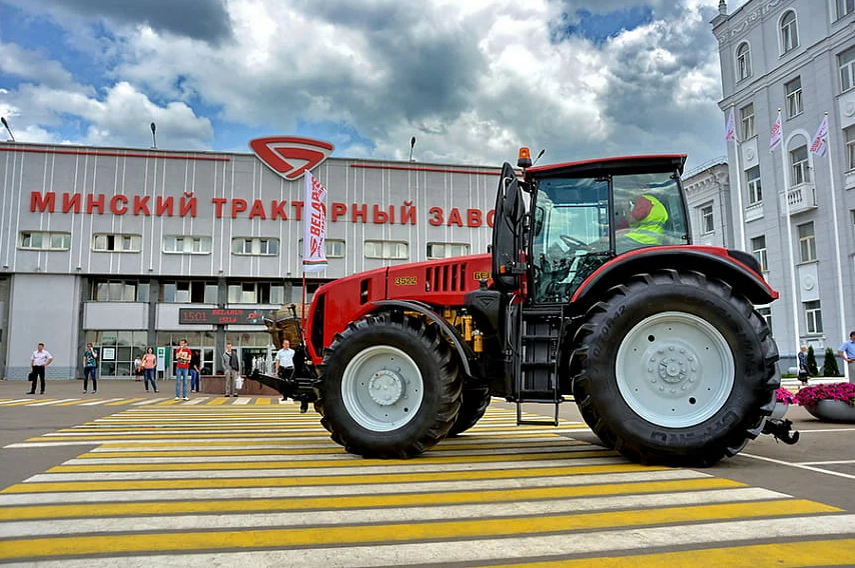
[
  {"x1": 571, "y1": 269, "x2": 778, "y2": 466},
  {"x1": 317, "y1": 314, "x2": 462, "y2": 458},
  {"x1": 448, "y1": 385, "x2": 491, "y2": 437}
]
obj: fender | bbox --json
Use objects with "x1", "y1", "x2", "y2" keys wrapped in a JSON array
[
  {"x1": 571, "y1": 246, "x2": 779, "y2": 308},
  {"x1": 372, "y1": 299, "x2": 476, "y2": 377}
]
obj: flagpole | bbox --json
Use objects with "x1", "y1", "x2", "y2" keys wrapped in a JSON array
[
  {"x1": 730, "y1": 104, "x2": 746, "y2": 251},
  {"x1": 775, "y1": 108, "x2": 802, "y2": 361},
  {"x1": 302, "y1": 271, "x2": 307, "y2": 327},
  {"x1": 822, "y1": 112, "x2": 848, "y2": 380}
]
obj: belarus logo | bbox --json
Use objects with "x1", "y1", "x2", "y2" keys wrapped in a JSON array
[{"x1": 249, "y1": 136, "x2": 334, "y2": 180}]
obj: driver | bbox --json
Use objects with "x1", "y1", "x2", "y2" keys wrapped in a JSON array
[{"x1": 615, "y1": 193, "x2": 668, "y2": 252}]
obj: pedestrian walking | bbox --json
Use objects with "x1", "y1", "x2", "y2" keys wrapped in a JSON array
[
  {"x1": 142, "y1": 347, "x2": 158, "y2": 393},
  {"x1": 274, "y1": 340, "x2": 307, "y2": 412},
  {"x1": 133, "y1": 355, "x2": 143, "y2": 381},
  {"x1": 838, "y1": 331, "x2": 855, "y2": 384},
  {"x1": 82, "y1": 342, "x2": 98, "y2": 394},
  {"x1": 222, "y1": 342, "x2": 241, "y2": 397},
  {"x1": 174, "y1": 339, "x2": 192, "y2": 401},
  {"x1": 797, "y1": 345, "x2": 810, "y2": 389},
  {"x1": 27, "y1": 343, "x2": 53, "y2": 395},
  {"x1": 189, "y1": 350, "x2": 201, "y2": 392}
]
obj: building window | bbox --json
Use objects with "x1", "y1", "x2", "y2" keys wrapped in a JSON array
[
  {"x1": 92, "y1": 233, "x2": 141, "y2": 253},
  {"x1": 364, "y1": 240, "x2": 409, "y2": 260},
  {"x1": 90, "y1": 280, "x2": 150, "y2": 302},
  {"x1": 297, "y1": 239, "x2": 346, "y2": 258},
  {"x1": 780, "y1": 11, "x2": 799, "y2": 53},
  {"x1": 756, "y1": 306, "x2": 773, "y2": 333},
  {"x1": 837, "y1": 0, "x2": 855, "y2": 20},
  {"x1": 740, "y1": 103, "x2": 755, "y2": 139},
  {"x1": 736, "y1": 43, "x2": 752, "y2": 81},
  {"x1": 750, "y1": 235, "x2": 768, "y2": 272},
  {"x1": 797, "y1": 222, "x2": 816, "y2": 262},
  {"x1": 19, "y1": 231, "x2": 71, "y2": 251},
  {"x1": 426, "y1": 243, "x2": 471, "y2": 259},
  {"x1": 746, "y1": 166, "x2": 762, "y2": 204},
  {"x1": 840, "y1": 46, "x2": 855, "y2": 92},
  {"x1": 700, "y1": 204, "x2": 714, "y2": 234},
  {"x1": 231, "y1": 237, "x2": 279, "y2": 256},
  {"x1": 163, "y1": 236, "x2": 212, "y2": 254},
  {"x1": 845, "y1": 126, "x2": 855, "y2": 170},
  {"x1": 790, "y1": 145, "x2": 810, "y2": 185},
  {"x1": 227, "y1": 282, "x2": 285, "y2": 304},
  {"x1": 162, "y1": 281, "x2": 218, "y2": 303},
  {"x1": 804, "y1": 300, "x2": 823, "y2": 335},
  {"x1": 785, "y1": 77, "x2": 803, "y2": 118}
]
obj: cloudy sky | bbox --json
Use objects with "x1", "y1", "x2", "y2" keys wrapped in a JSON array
[{"x1": 0, "y1": 0, "x2": 750, "y2": 171}]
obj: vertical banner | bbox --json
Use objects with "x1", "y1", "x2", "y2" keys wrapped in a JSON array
[
  {"x1": 725, "y1": 107, "x2": 737, "y2": 142},
  {"x1": 769, "y1": 110, "x2": 783, "y2": 152},
  {"x1": 303, "y1": 172, "x2": 328, "y2": 272},
  {"x1": 810, "y1": 115, "x2": 829, "y2": 157}
]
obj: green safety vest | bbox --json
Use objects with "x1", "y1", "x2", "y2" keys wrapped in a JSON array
[{"x1": 626, "y1": 195, "x2": 667, "y2": 245}]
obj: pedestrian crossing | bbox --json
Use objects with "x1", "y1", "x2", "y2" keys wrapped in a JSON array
[
  {"x1": 0, "y1": 405, "x2": 853, "y2": 565},
  {"x1": 0, "y1": 396, "x2": 307, "y2": 407}
]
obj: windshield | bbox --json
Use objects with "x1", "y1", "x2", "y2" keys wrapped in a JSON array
[{"x1": 530, "y1": 171, "x2": 687, "y2": 304}]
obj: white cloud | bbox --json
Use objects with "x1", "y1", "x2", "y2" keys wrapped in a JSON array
[
  {"x1": 2, "y1": 0, "x2": 732, "y2": 169},
  {"x1": 0, "y1": 80, "x2": 213, "y2": 149}
]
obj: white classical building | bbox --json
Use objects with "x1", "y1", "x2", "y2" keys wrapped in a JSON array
[{"x1": 706, "y1": 0, "x2": 855, "y2": 367}]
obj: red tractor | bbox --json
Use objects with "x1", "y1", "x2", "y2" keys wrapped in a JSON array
[{"x1": 256, "y1": 151, "x2": 797, "y2": 466}]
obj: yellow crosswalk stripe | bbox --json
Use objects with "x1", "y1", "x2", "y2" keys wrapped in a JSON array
[
  {"x1": 0, "y1": 478, "x2": 741, "y2": 521},
  {"x1": 496, "y1": 539, "x2": 855, "y2": 568},
  {"x1": 2, "y1": 463, "x2": 670, "y2": 494},
  {"x1": 0, "y1": 501, "x2": 840, "y2": 561}
]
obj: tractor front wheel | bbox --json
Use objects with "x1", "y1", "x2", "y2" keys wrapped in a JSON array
[
  {"x1": 571, "y1": 269, "x2": 778, "y2": 466},
  {"x1": 317, "y1": 314, "x2": 462, "y2": 458}
]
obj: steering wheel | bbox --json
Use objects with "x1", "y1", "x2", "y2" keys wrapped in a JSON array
[{"x1": 559, "y1": 235, "x2": 589, "y2": 250}]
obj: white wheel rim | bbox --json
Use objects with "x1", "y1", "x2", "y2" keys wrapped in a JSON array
[
  {"x1": 341, "y1": 345, "x2": 424, "y2": 432},
  {"x1": 616, "y1": 311, "x2": 735, "y2": 428}
]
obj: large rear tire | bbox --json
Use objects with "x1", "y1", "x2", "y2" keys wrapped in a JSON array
[
  {"x1": 571, "y1": 269, "x2": 779, "y2": 466},
  {"x1": 317, "y1": 314, "x2": 462, "y2": 458},
  {"x1": 448, "y1": 385, "x2": 491, "y2": 437}
]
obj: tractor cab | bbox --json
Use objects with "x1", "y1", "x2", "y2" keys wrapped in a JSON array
[{"x1": 492, "y1": 152, "x2": 690, "y2": 304}]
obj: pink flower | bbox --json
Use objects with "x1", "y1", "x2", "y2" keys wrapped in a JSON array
[
  {"x1": 775, "y1": 387, "x2": 796, "y2": 404},
  {"x1": 793, "y1": 383, "x2": 855, "y2": 407}
]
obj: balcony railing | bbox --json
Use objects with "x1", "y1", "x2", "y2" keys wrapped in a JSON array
[
  {"x1": 779, "y1": 183, "x2": 817, "y2": 216},
  {"x1": 744, "y1": 202, "x2": 764, "y2": 222}
]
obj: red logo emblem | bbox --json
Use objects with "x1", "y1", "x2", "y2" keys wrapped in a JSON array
[{"x1": 249, "y1": 136, "x2": 334, "y2": 180}]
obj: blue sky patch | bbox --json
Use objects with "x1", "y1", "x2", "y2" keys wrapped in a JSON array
[{"x1": 557, "y1": 7, "x2": 654, "y2": 45}]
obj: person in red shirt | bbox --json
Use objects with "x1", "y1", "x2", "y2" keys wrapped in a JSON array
[{"x1": 174, "y1": 339, "x2": 192, "y2": 401}]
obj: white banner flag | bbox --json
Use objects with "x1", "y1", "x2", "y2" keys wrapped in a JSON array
[
  {"x1": 810, "y1": 115, "x2": 829, "y2": 157},
  {"x1": 725, "y1": 108, "x2": 738, "y2": 142},
  {"x1": 769, "y1": 110, "x2": 783, "y2": 152},
  {"x1": 303, "y1": 172, "x2": 328, "y2": 273}
]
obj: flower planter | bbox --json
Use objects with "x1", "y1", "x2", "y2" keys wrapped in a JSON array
[
  {"x1": 804, "y1": 400, "x2": 855, "y2": 423},
  {"x1": 769, "y1": 402, "x2": 789, "y2": 420}
]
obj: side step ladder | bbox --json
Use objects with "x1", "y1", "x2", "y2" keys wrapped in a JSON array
[{"x1": 514, "y1": 306, "x2": 565, "y2": 427}]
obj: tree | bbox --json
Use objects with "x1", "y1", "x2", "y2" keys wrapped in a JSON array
[
  {"x1": 822, "y1": 347, "x2": 841, "y2": 377},
  {"x1": 806, "y1": 346, "x2": 820, "y2": 376}
]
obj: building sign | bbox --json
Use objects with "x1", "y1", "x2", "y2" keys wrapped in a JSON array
[
  {"x1": 179, "y1": 308, "x2": 267, "y2": 325},
  {"x1": 249, "y1": 136, "x2": 334, "y2": 180},
  {"x1": 27, "y1": 192, "x2": 496, "y2": 228}
]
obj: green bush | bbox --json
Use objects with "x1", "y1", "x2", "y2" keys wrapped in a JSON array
[
  {"x1": 822, "y1": 347, "x2": 842, "y2": 377},
  {"x1": 806, "y1": 346, "x2": 820, "y2": 376}
]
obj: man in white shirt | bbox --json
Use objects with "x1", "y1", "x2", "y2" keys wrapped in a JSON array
[
  {"x1": 28, "y1": 343, "x2": 53, "y2": 395},
  {"x1": 274, "y1": 340, "x2": 308, "y2": 413},
  {"x1": 274, "y1": 340, "x2": 295, "y2": 378}
]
